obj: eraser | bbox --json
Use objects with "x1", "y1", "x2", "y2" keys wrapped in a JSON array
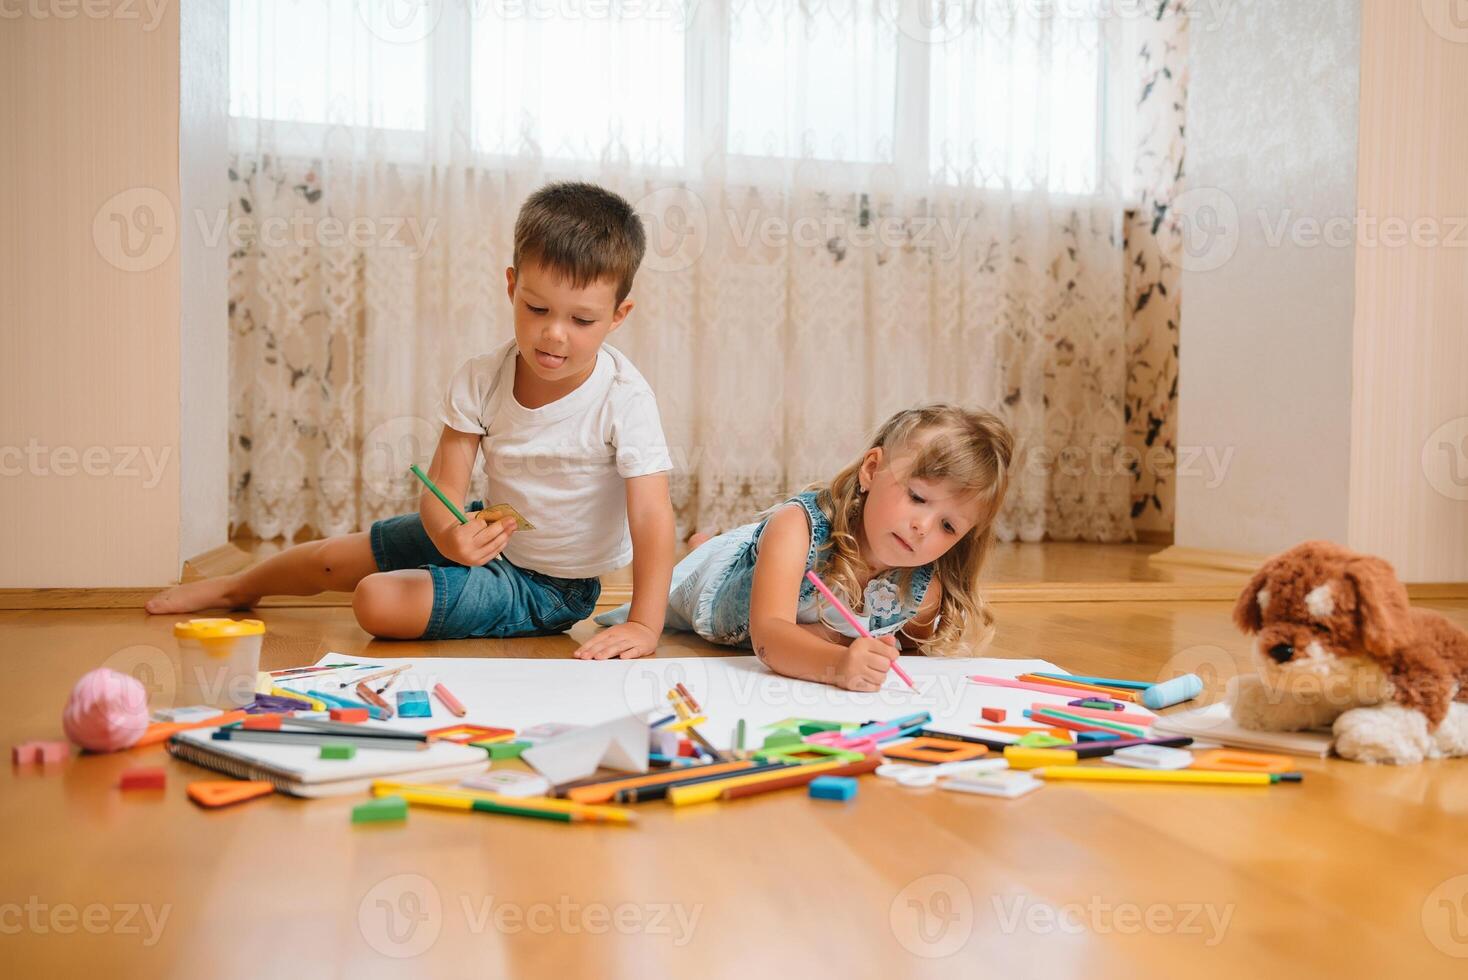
[
  {"x1": 485, "y1": 740, "x2": 530, "y2": 760},
  {"x1": 461, "y1": 770, "x2": 550, "y2": 797},
  {"x1": 12, "y1": 743, "x2": 40, "y2": 765},
  {"x1": 981, "y1": 707, "x2": 1006, "y2": 723},
  {"x1": 395, "y1": 690, "x2": 432, "y2": 718},
  {"x1": 1105, "y1": 745, "x2": 1194, "y2": 770},
  {"x1": 1076, "y1": 731, "x2": 1122, "y2": 742},
  {"x1": 119, "y1": 768, "x2": 166, "y2": 790},
  {"x1": 330, "y1": 707, "x2": 369, "y2": 723},
  {"x1": 243, "y1": 715, "x2": 284, "y2": 730},
  {"x1": 1141, "y1": 673, "x2": 1203, "y2": 710},
  {"x1": 808, "y1": 776, "x2": 858, "y2": 802},
  {"x1": 34, "y1": 741, "x2": 69, "y2": 764},
  {"x1": 320, "y1": 743, "x2": 357, "y2": 760},
  {"x1": 941, "y1": 771, "x2": 1042, "y2": 799},
  {"x1": 353, "y1": 795, "x2": 407, "y2": 823}
]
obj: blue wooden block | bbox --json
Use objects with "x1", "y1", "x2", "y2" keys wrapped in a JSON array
[
  {"x1": 1076, "y1": 731, "x2": 1123, "y2": 742},
  {"x1": 808, "y1": 776, "x2": 858, "y2": 802},
  {"x1": 396, "y1": 690, "x2": 432, "y2": 718}
]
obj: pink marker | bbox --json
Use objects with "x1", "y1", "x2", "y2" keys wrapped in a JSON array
[{"x1": 804, "y1": 571, "x2": 917, "y2": 692}]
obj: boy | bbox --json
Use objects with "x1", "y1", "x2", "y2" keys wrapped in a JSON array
[{"x1": 147, "y1": 183, "x2": 676, "y2": 660}]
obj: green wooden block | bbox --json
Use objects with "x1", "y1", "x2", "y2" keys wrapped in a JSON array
[
  {"x1": 320, "y1": 743, "x2": 356, "y2": 760},
  {"x1": 762, "y1": 732, "x2": 803, "y2": 749},
  {"x1": 352, "y1": 795, "x2": 407, "y2": 824},
  {"x1": 798, "y1": 721, "x2": 843, "y2": 735},
  {"x1": 1016, "y1": 733, "x2": 1071, "y2": 749},
  {"x1": 486, "y1": 740, "x2": 530, "y2": 760}
]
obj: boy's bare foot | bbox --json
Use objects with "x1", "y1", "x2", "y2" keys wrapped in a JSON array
[{"x1": 144, "y1": 576, "x2": 258, "y2": 615}]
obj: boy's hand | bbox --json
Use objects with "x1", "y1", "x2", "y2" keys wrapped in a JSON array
[
  {"x1": 835, "y1": 634, "x2": 900, "y2": 692},
  {"x1": 575, "y1": 622, "x2": 658, "y2": 661},
  {"x1": 437, "y1": 518, "x2": 516, "y2": 568}
]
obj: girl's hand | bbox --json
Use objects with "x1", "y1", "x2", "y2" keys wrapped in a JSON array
[
  {"x1": 575, "y1": 622, "x2": 658, "y2": 661},
  {"x1": 835, "y1": 634, "x2": 900, "y2": 691},
  {"x1": 437, "y1": 517, "x2": 516, "y2": 567}
]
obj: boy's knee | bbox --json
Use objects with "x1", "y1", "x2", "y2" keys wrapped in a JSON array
[{"x1": 352, "y1": 572, "x2": 431, "y2": 639}]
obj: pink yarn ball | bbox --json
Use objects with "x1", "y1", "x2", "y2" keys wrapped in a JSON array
[{"x1": 62, "y1": 668, "x2": 150, "y2": 752}]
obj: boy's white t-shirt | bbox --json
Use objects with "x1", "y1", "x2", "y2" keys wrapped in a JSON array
[{"x1": 439, "y1": 340, "x2": 672, "y2": 579}]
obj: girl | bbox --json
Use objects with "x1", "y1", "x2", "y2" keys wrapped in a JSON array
[{"x1": 592, "y1": 405, "x2": 1013, "y2": 691}]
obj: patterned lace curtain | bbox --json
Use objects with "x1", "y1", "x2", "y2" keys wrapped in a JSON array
[{"x1": 228, "y1": 0, "x2": 1187, "y2": 545}]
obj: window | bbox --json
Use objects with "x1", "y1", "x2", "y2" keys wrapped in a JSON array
[{"x1": 229, "y1": 1, "x2": 1110, "y2": 194}]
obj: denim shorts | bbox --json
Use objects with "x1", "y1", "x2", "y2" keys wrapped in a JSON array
[{"x1": 369, "y1": 502, "x2": 602, "y2": 640}]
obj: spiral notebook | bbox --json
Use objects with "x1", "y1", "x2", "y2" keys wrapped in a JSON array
[{"x1": 167, "y1": 728, "x2": 490, "y2": 798}]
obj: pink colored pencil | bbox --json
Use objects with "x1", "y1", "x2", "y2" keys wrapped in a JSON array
[
  {"x1": 969, "y1": 675, "x2": 1119, "y2": 699},
  {"x1": 804, "y1": 571, "x2": 917, "y2": 691},
  {"x1": 432, "y1": 683, "x2": 466, "y2": 718},
  {"x1": 1028, "y1": 702, "x2": 1155, "y2": 727}
]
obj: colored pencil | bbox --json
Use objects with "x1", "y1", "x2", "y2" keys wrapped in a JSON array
[
  {"x1": 1015, "y1": 674, "x2": 1142, "y2": 701},
  {"x1": 804, "y1": 571, "x2": 917, "y2": 691},
  {"x1": 1030, "y1": 672, "x2": 1154, "y2": 691},
  {"x1": 433, "y1": 683, "x2": 467, "y2": 717},
  {"x1": 271, "y1": 717, "x2": 427, "y2": 741},
  {"x1": 212, "y1": 729, "x2": 425, "y2": 751},
  {"x1": 668, "y1": 758, "x2": 856, "y2": 806},
  {"x1": 355, "y1": 682, "x2": 395, "y2": 718},
  {"x1": 338, "y1": 664, "x2": 410, "y2": 689},
  {"x1": 970, "y1": 675, "x2": 1138, "y2": 702},
  {"x1": 1029, "y1": 706, "x2": 1149, "y2": 738},
  {"x1": 135, "y1": 709, "x2": 249, "y2": 748},
  {"x1": 614, "y1": 762, "x2": 792, "y2": 803},
  {"x1": 410, "y1": 464, "x2": 468, "y2": 523},
  {"x1": 306, "y1": 688, "x2": 386, "y2": 720},
  {"x1": 1034, "y1": 767, "x2": 1301, "y2": 786},
  {"x1": 675, "y1": 682, "x2": 702, "y2": 713},
  {"x1": 1028, "y1": 702, "x2": 1155, "y2": 727},
  {"x1": 563, "y1": 760, "x2": 760, "y2": 803},
  {"x1": 721, "y1": 756, "x2": 880, "y2": 800},
  {"x1": 373, "y1": 781, "x2": 636, "y2": 823}
]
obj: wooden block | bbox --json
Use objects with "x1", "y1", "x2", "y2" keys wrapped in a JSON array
[
  {"x1": 12, "y1": 743, "x2": 40, "y2": 764},
  {"x1": 119, "y1": 768, "x2": 166, "y2": 790},
  {"x1": 243, "y1": 715, "x2": 283, "y2": 730},
  {"x1": 981, "y1": 707, "x2": 1007, "y2": 723},
  {"x1": 320, "y1": 743, "x2": 357, "y2": 760},
  {"x1": 34, "y1": 741, "x2": 68, "y2": 764},
  {"x1": 330, "y1": 707, "x2": 369, "y2": 723}
]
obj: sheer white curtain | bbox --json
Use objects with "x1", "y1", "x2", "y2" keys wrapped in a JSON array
[{"x1": 228, "y1": 0, "x2": 1141, "y2": 544}]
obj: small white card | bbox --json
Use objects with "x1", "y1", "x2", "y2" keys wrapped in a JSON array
[
  {"x1": 461, "y1": 770, "x2": 551, "y2": 798},
  {"x1": 940, "y1": 771, "x2": 1042, "y2": 799}
]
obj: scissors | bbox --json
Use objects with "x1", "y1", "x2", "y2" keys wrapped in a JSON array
[{"x1": 876, "y1": 757, "x2": 1009, "y2": 788}]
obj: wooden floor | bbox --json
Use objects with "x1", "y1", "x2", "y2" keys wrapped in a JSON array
[{"x1": 4, "y1": 561, "x2": 1468, "y2": 977}]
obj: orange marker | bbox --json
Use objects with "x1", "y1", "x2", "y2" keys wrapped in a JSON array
[{"x1": 433, "y1": 683, "x2": 466, "y2": 717}]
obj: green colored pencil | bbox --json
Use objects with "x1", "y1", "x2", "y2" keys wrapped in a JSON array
[{"x1": 409, "y1": 464, "x2": 468, "y2": 524}]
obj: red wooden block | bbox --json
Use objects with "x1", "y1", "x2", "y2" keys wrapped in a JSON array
[
  {"x1": 12, "y1": 743, "x2": 40, "y2": 764},
  {"x1": 330, "y1": 707, "x2": 369, "y2": 723},
  {"x1": 981, "y1": 707, "x2": 1007, "y2": 723},
  {"x1": 119, "y1": 768, "x2": 166, "y2": 791},
  {"x1": 34, "y1": 741, "x2": 69, "y2": 764},
  {"x1": 243, "y1": 715, "x2": 284, "y2": 730},
  {"x1": 677, "y1": 738, "x2": 698, "y2": 758}
]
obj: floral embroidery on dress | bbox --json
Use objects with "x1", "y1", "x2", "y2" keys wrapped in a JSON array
[{"x1": 864, "y1": 576, "x2": 902, "y2": 619}]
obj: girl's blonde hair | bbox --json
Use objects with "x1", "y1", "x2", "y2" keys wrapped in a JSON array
[{"x1": 810, "y1": 404, "x2": 1013, "y2": 656}]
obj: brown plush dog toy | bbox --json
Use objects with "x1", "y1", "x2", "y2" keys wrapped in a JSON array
[{"x1": 1228, "y1": 540, "x2": 1468, "y2": 764}]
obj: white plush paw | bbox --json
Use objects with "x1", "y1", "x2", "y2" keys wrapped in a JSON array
[{"x1": 1333, "y1": 705, "x2": 1433, "y2": 765}]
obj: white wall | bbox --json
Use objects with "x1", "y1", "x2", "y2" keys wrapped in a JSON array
[{"x1": 1176, "y1": 0, "x2": 1362, "y2": 555}]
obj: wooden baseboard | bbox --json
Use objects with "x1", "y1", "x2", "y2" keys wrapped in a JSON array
[
  {"x1": 180, "y1": 542, "x2": 254, "y2": 582},
  {"x1": 1147, "y1": 545, "x2": 1267, "y2": 574}
]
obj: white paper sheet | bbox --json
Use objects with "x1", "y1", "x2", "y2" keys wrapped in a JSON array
[{"x1": 310, "y1": 654, "x2": 1156, "y2": 749}]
